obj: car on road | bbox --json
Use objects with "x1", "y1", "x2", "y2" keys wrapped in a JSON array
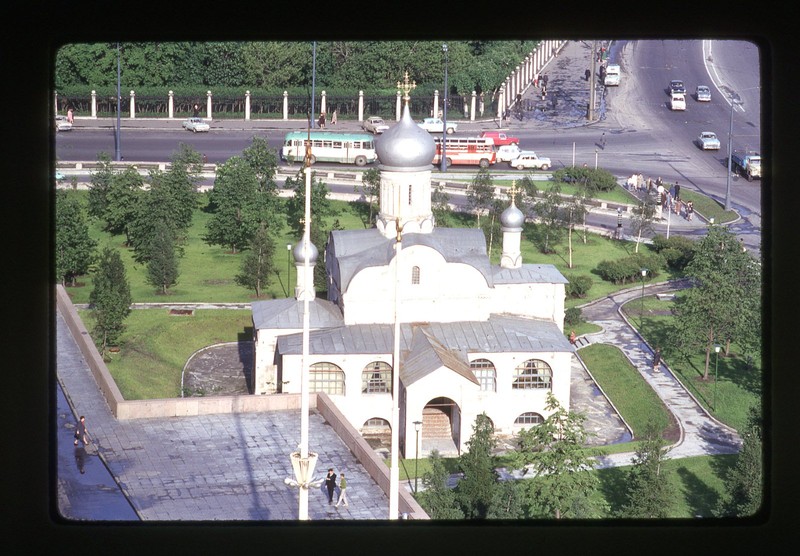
[
  {"x1": 182, "y1": 117, "x2": 210, "y2": 132},
  {"x1": 55, "y1": 115, "x2": 72, "y2": 132},
  {"x1": 669, "y1": 80, "x2": 686, "y2": 95},
  {"x1": 55, "y1": 170, "x2": 65, "y2": 182},
  {"x1": 418, "y1": 117, "x2": 457, "y2": 134},
  {"x1": 509, "y1": 150, "x2": 551, "y2": 171},
  {"x1": 362, "y1": 116, "x2": 390, "y2": 134},
  {"x1": 697, "y1": 131, "x2": 721, "y2": 150},
  {"x1": 496, "y1": 144, "x2": 522, "y2": 163},
  {"x1": 670, "y1": 93, "x2": 686, "y2": 111},
  {"x1": 480, "y1": 131, "x2": 519, "y2": 146},
  {"x1": 695, "y1": 85, "x2": 711, "y2": 102}
]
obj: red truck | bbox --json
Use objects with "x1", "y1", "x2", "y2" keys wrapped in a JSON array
[{"x1": 480, "y1": 131, "x2": 519, "y2": 146}]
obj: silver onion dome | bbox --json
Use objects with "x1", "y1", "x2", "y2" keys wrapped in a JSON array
[
  {"x1": 375, "y1": 104, "x2": 436, "y2": 171},
  {"x1": 500, "y1": 202, "x2": 525, "y2": 229},
  {"x1": 292, "y1": 239, "x2": 318, "y2": 264}
]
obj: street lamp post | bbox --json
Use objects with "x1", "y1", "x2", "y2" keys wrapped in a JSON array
[
  {"x1": 640, "y1": 268, "x2": 648, "y2": 332},
  {"x1": 714, "y1": 344, "x2": 721, "y2": 411},
  {"x1": 413, "y1": 420, "x2": 422, "y2": 494},
  {"x1": 724, "y1": 97, "x2": 736, "y2": 211},
  {"x1": 286, "y1": 243, "x2": 293, "y2": 297},
  {"x1": 115, "y1": 42, "x2": 122, "y2": 162},
  {"x1": 440, "y1": 44, "x2": 448, "y2": 173}
]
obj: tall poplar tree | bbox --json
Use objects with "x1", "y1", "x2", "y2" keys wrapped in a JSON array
[
  {"x1": 145, "y1": 220, "x2": 180, "y2": 294},
  {"x1": 89, "y1": 246, "x2": 131, "y2": 355},
  {"x1": 454, "y1": 413, "x2": 499, "y2": 519},
  {"x1": 55, "y1": 190, "x2": 96, "y2": 286},
  {"x1": 618, "y1": 422, "x2": 674, "y2": 518},
  {"x1": 235, "y1": 223, "x2": 276, "y2": 298}
]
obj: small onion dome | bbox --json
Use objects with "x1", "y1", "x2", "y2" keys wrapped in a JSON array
[
  {"x1": 500, "y1": 203, "x2": 525, "y2": 229},
  {"x1": 375, "y1": 103, "x2": 436, "y2": 171},
  {"x1": 293, "y1": 239, "x2": 318, "y2": 264}
]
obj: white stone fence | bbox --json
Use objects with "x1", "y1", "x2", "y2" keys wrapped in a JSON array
[{"x1": 55, "y1": 40, "x2": 566, "y2": 123}]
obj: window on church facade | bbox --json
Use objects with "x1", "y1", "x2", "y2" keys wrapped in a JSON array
[
  {"x1": 514, "y1": 412, "x2": 544, "y2": 425},
  {"x1": 470, "y1": 358, "x2": 497, "y2": 391},
  {"x1": 411, "y1": 266, "x2": 420, "y2": 284},
  {"x1": 361, "y1": 361, "x2": 392, "y2": 394},
  {"x1": 309, "y1": 362, "x2": 345, "y2": 395},
  {"x1": 512, "y1": 359, "x2": 552, "y2": 390},
  {"x1": 408, "y1": 185, "x2": 412, "y2": 206}
]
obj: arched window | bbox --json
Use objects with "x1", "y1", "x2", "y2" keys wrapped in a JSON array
[
  {"x1": 470, "y1": 358, "x2": 496, "y2": 392},
  {"x1": 309, "y1": 362, "x2": 345, "y2": 395},
  {"x1": 512, "y1": 359, "x2": 552, "y2": 390},
  {"x1": 411, "y1": 266, "x2": 420, "y2": 285},
  {"x1": 361, "y1": 361, "x2": 392, "y2": 394},
  {"x1": 514, "y1": 412, "x2": 545, "y2": 425}
]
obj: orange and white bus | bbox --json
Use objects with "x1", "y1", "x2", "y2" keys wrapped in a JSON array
[{"x1": 432, "y1": 137, "x2": 497, "y2": 168}]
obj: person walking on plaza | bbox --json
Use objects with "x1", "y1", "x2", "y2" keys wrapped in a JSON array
[
  {"x1": 325, "y1": 468, "x2": 337, "y2": 504},
  {"x1": 73, "y1": 415, "x2": 89, "y2": 446},
  {"x1": 331, "y1": 110, "x2": 337, "y2": 126},
  {"x1": 652, "y1": 347, "x2": 662, "y2": 372},
  {"x1": 335, "y1": 473, "x2": 349, "y2": 507},
  {"x1": 686, "y1": 200, "x2": 694, "y2": 221}
]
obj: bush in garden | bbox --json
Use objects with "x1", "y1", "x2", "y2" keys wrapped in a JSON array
[
  {"x1": 564, "y1": 307, "x2": 583, "y2": 328},
  {"x1": 565, "y1": 274, "x2": 593, "y2": 298},
  {"x1": 552, "y1": 167, "x2": 618, "y2": 192}
]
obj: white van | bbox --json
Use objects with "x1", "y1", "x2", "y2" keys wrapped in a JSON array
[
  {"x1": 670, "y1": 93, "x2": 686, "y2": 111},
  {"x1": 604, "y1": 64, "x2": 621, "y2": 86}
]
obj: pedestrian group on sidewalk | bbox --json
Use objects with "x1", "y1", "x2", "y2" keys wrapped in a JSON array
[{"x1": 325, "y1": 467, "x2": 351, "y2": 509}]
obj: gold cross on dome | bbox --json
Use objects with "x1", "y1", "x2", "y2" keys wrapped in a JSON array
[
  {"x1": 397, "y1": 71, "x2": 416, "y2": 102},
  {"x1": 509, "y1": 181, "x2": 518, "y2": 203}
]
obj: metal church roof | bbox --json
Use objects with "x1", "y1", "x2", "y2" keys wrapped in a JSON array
[{"x1": 251, "y1": 298, "x2": 344, "y2": 330}]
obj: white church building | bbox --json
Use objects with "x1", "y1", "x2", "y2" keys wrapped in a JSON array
[{"x1": 251, "y1": 87, "x2": 573, "y2": 459}]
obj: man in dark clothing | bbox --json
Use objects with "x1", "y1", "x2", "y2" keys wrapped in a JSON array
[{"x1": 325, "y1": 468, "x2": 337, "y2": 504}]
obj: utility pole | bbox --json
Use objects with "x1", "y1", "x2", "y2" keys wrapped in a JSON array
[{"x1": 588, "y1": 41, "x2": 597, "y2": 121}]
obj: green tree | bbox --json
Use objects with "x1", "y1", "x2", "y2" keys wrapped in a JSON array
[
  {"x1": 89, "y1": 246, "x2": 131, "y2": 355},
  {"x1": 466, "y1": 168, "x2": 495, "y2": 227},
  {"x1": 630, "y1": 196, "x2": 657, "y2": 254},
  {"x1": 512, "y1": 393, "x2": 605, "y2": 519},
  {"x1": 204, "y1": 157, "x2": 263, "y2": 253},
  {"x1": 145, "y1": 220, "x2": 180, "y2": 294},
  {"x1": 716, "y1": 405, "x2": 763, "y2": 517},
  {"x1": 354, "y1": 167, "x2": 380, "y2": 227},
  {"x1": 87, "y1": 152, "x2": 114, "y2": 220},
  {"x1": 103, "y1": 166, "x2": 144, "y2": 242},
  {"x1": 618, "y1": 421, "x2": 674, "y2": 518},
  {"x1": 673, "y1": 226, "x2": 760, "y2": 379},
  {"x1": 417, "y1": 450, "x2": 464, "y2": 520},
  {"x1": 454, "y1": 413, "x2": 499, "y2": 518},
  {"x1": 531, "y1": 183, "x2": 564, "y2": 254},
  {"x1": 235, "y1": 223, "x2": 276, "y2": 298},
  {"x1": 55, "y1": 190, "x2": 97, "y2": 286},
  {"x1": 431, "y1": 183, "x2": 453, "y2": 227},
  {"x1": 241, "y1": 136, "x2": 279, "y2": 193},
  {"x1": 562, "y1": 193, "x2": 588, "y2": 269}
]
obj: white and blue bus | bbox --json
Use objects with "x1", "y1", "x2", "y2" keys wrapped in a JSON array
[{"x1": 281, "y1": 131, "x2": 378, "y2": 166}]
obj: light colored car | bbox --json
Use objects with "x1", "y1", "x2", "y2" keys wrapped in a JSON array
[
  {"x1": 509, "y1": 150, "x2": 551, "y2": 171},
  {"x1": 697, "y1": 131, "x2": 721, "y2": 150},
  {"x1": 670, "y1": 93, "x2": 686, "y2": 111},
  {"x1": 418, "y1": 117, "x2": 457, "y2": 134},
  {"x1": 55, "y1": 115, "x2": 72, "y2": 132},
  {"x1": 55, "y1": 170, "x2": 65, "y2": 182},
  {"x1": 182, "y1": 117, "x2": 210, "y2": 132},
  {"x1": 696, "y1": 85, "x2": 711, "y2": 102},
  {"x1": 496, "y1": 144, "x2": 522, "y2": 163},
  {"x1": 362, "y1": 116, "x2": 390, "y2": 134}
]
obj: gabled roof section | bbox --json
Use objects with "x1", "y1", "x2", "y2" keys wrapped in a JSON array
[
  {"x1": 329, "y1": 227, "x2": 493, "y2": 293},
  {"x1": 251, "y1": 298, "x2": 343, "y2": 330},
  {"x1": 492, "y1": 263, "x2": 569, "y2": 285},
  {"x1": 400, "y1": 327, "x2": 477, "y2": 388}
]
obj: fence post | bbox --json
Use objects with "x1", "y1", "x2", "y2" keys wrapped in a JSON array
[
  {"x1": 91, "y1": 90, "x2": 97, "y2": 118},
  {"x1": 321, "y1": 90, "x2": 327, "y2": 118},
  {"x1": 395, "y1": 90, "x2": 401, "y2": 121},
  {"x1": 130, "y1": 90, "x2": 136, "y2": 119},
  {"x1": 433, "y1": 90, "x2": 439, "y2": 118},
  {"x1": 283, "y1": 91, "x2": 289, "y2": 120},
  {"x1": 168, "y1": 91, "x2": 174, "y2": 119},
  {"x1": 54, "y1": 91, "x2": 58, "y2": 115},
  {"x1": 206, "y1": 90, "x2": 212, "y2": 120},
  {"x1": 245, "y1": 90, "x2": 251, "y2": 120},
  {"x1": 470, "y1": 91, "x2": 476, "y2": 121},
  {"x1": 358, "y1": 90, "x2": 364, "y2": 122}
]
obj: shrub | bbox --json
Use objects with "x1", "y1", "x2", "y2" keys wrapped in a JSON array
[
  {"x1": 552, "y1": 167, "x2": 618, "y2": 192},
  {"x1": 566, "y1": 274, "x2": 593, "y2": 298},
  {"x1": 596, "y1": 253, "x2": 666, "y2": 285},
  {"x1": 564, "y1": 307, "x2": 583, "y2": 327},
  {"x1": 650, "y1": 234, "x2": 696, "y2": 270}
]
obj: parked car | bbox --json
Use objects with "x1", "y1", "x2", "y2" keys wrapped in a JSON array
[
  {"x1": 55, "y1": 115, "x2": 72, "y2": 132},
  {"x1": 496, "y1": 144, "x2": 522, "y2": 163},
  {"x1": 604, "y1": 64, "x2": 621, "y2": 86},
  {"x1": 362, "y1": 116, "x2": 389, "y2": 134},
  {"x1": 669, "y1": 80, "x2": 686, "y2": 95},
  {"x1": 509, "y1": 150, "x2": 551, "y2": 171},
  {"x1": 182, "y1": 117, "x2": 210, "y2": 132},
  {"x1": 480, "y1": 131, "x2": 519, "y2": 146},
  {"x1": 697, "y1": 131, "x2": 721, "y2": 150},
  {"x1": 418, "y1": 117, "x2": 457, "y2": 134},
  {"x1": 695, "y1": 85, "x2": 711, "y2": 102}
]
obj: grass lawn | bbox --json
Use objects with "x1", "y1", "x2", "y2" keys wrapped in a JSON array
[{"x1": 78, "y1": 308, "x2": 253, "y2": 400}]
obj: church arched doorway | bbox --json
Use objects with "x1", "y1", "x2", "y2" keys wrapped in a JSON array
[{"x1": 421, "y1": 397, "x2": 461, "y2": 456}]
